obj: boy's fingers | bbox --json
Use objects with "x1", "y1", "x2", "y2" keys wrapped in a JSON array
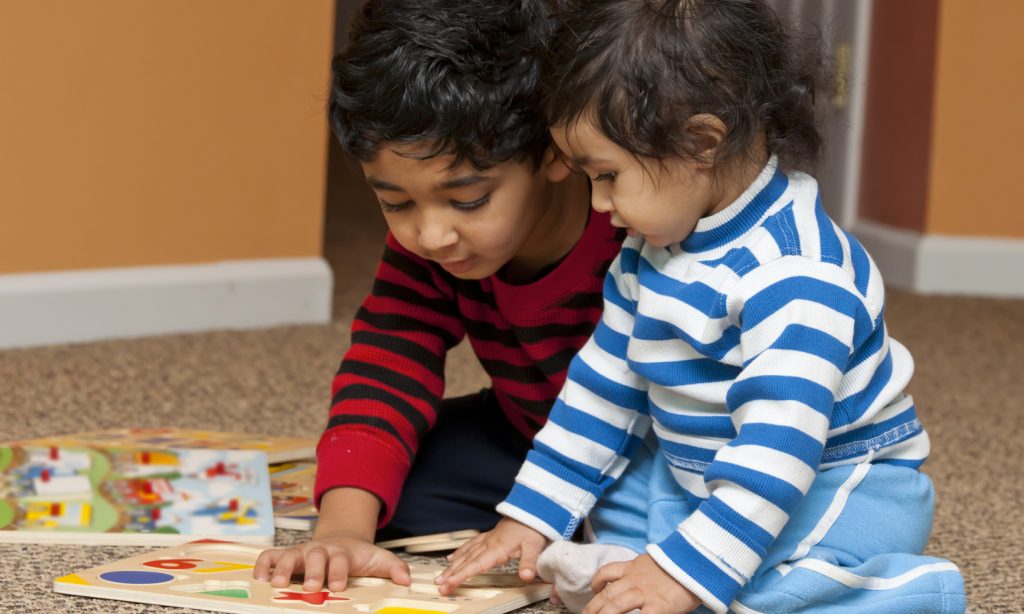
[
  {"x1": 270, "y1": 550, "x2": 300, "y2": 587},
  {"x1": 326, "y1": 551, "x2": 351, "y2": 593},
  {"x1": 252, "y1": 548, "x2": 280, "y2": 580},
  {"x1": 301, "y1": 547, "x2": 329, "y2": 591},
  {"x1": 387, "y1": 557, "x2": 412, "y2": 587}
]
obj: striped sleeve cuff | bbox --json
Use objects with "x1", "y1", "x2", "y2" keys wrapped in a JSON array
[
  {"x1": 495, "y1": 443, "x2": 606, "y2": 539},
  {"x1": 647, "y1": 530, "x2": 748, "y2": 614},
  {"x1": 496, "y1": 482, "x2": 583, "y2": 541}
]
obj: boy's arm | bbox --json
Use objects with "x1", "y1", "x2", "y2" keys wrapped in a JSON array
[
  {"x1": 647, "y1": 257, "x2": 873, "y2": 613},
  {"x1": 497, "y1": 244, "x2": 652, "y2": 540},
  {"x1": 315, "y1": 233, "x2": 465, "y2": 527},
  {"x1": 254, "y1": 486, "x2": 413, "y2": 592}
]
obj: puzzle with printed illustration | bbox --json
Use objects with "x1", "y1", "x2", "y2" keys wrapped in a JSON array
[
  {"x1": 269, "y1": 461, "x2": 318, "y2": 530},
  {"x1": 0, "y1": 443, "x2": 274, "y2": 545},
  {"x1": 15, "y1": 427, "x2": 316, "y2": 463},
  {"x1": 54, "y1": 540, "x2": 551, "y2": 614}
]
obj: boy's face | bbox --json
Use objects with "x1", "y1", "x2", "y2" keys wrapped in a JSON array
[
  {"x1": 551, "y1": 118, "x2": 729, "y2": 249},
  {"x1": 361, "y1": 143, "x2": 550, "y2": 279}
]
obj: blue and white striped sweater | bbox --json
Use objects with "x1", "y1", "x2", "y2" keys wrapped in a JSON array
[{"x1": 497, "y1": 157, "x2": 930, "y2": 612}]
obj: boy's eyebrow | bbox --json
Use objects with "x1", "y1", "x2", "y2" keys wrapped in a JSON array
[
  {"x1": 366, "y1": 177, "x2": 404, "y2": 191},
  {"x1": 438, "y1": 175, "x2": 490, "y2": 190},
  {"x1": 366, "y1": 175, "x2": 491, "y2": 192}
]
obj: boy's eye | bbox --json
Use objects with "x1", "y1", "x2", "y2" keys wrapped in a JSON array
[
  {"x1": 593, "y1": 172, "x2": 617, "y2": 183},
  {"x1": 379, "y1": 200, "x2": 412, "y2": 214},
  {"x1": 451, "y1": 194, "x2": 491, "y2": 211}
]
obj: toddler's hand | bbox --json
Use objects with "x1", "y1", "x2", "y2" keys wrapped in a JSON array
[
  {"x1": 434, "y1": 518, "x2": 548, "y2": 595},
  {"x1": 252, "y1": 530, "x2": 411, "y2": 593},
  {"x1": 584, "y1": 554, "x2": 701, "y2": 614}
]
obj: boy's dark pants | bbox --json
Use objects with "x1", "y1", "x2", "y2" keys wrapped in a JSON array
[{"x1": 376, "y1": 389, "x2": 533, "y2": 541}]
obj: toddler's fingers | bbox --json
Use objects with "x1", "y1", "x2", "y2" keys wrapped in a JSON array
[
  {"x1": 437, "y1": 541, "x2": 488, "y2": 584},
  {"x1": 549, "y1": 584, "x2": 562, "y2": 606},
  {"x1": 585, "y1": 584, "x2": 643, "y2": 614},
  {"x1": 516, "y1": 540, "x2": 544, "y2": 581},
  {"x1": 437, "y1": 548, "x2": 504, "y2": 594},
  {"x1": 590, "y1": 561, "x2": 627, "y2": 595},
  {"x1": 447, "y1": 534, "x2": 486, "y2": 562}
]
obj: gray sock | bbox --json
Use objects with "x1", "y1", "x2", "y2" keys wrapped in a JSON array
[{"x1": 536, "y1": 540, "x2": 638, "y2": 613}]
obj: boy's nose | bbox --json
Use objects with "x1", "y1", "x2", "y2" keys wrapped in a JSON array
[{"x1": 417, "y1": 214, "x2": 458, "y2": 251}]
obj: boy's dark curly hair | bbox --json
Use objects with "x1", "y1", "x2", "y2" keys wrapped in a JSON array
[
  {"x1": 544, "y1": 0, "x2": 824, "y2": 171},
  {"x1": 329, "y1": 0, "x2": 554, "y2": 170}
]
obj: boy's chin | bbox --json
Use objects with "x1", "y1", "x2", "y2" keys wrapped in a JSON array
[{"x1": 440, "y1": 260, "x2": 499, "y2": 280}]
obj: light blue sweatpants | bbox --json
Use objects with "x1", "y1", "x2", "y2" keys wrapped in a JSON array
[{"x1": 586, "y1": 438, "x2": 966, "y2": 613}]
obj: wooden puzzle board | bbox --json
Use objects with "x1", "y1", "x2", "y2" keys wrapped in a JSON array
[
  {"x1": 1, "y1": 445, "x2": 274, "y2": 545},
  {"x1": 55, "y1": 540, "x2": 550, "y2": 614},
  {"x1": 16, "y1": 428, "x2": 316, "y2": 464},
  {"x1": 269, "y1": 462, "x2": 318, "y2": 530}
]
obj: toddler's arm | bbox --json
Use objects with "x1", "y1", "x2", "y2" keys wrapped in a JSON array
[{"x1": 434, "y1": 518, "x2": 549, "y2": 594}]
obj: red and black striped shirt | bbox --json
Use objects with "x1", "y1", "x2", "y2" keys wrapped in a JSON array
[{"x1": 315, "y1": 211, "x2": 623, "y2": 524}]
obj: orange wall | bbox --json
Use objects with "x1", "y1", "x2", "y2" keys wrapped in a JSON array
[
  {"x1": 0, "y1": 0, "x2": 335, "y2": 275},
  {"x1": 926, "y1": 0, "x2": 1024, "y2": 238}
]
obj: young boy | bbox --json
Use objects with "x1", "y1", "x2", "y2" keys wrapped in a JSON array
[{"x1": 253, "y1": 0, "x2": 622, "y2": 594}]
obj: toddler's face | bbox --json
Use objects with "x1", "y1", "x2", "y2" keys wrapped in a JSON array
[
  {"x1": 551, "y1": 118, "x2": 729, "y2": 248},
  {"x1": 360, "y1": 143, "x2": 550, "y2": 279}
]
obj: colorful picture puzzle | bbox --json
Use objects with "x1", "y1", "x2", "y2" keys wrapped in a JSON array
[
  {"x1": 0, "y1": 443, "x2": 274, "y2": 545},
  {"x1": 15, "y1": 427, "x2": 317, "y2": 463},
  {"x1": 269, "y1": 461, "x2": 318, "y2": 530},
  {"x1": 55, "y1": 540, "x2": 551, "y2": 614}
]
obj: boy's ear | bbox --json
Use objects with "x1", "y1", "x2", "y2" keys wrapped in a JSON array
[
  {"x1": 686, "y1": 114, "x2": 727, "y2": 168},
  {"x1": 540, "y1": 145, "x2": 574, "y2": 182}
]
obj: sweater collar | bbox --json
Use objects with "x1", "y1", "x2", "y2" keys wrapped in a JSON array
[{"x1": 680, "y1": 155, "x2": 788, "y2": 253}]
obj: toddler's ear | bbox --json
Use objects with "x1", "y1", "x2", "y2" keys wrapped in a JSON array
[
  {"x1": 686, "y1": 113, "x2": 727, "y2": 168},
  {"x1": 540, "y1": 145, "x2": 574, "y2": 183}
]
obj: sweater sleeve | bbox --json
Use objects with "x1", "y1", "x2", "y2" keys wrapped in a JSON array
[
  {"x1": 314, "y1": 233, "x2": 465, "y2": 526},
  {"x1": 647, "y1": 256, "x2": 878, "y2": 613},
  {"x1": 497, "y1": 241, "x2": 652, "y2": 540}
]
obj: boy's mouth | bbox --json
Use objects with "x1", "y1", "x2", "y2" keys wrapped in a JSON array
[{"x1": 439, "y1": 258, "x2": 474, "y2": 274}]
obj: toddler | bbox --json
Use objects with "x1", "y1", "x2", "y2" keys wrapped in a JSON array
[{"x1": 437, "y1": 1, "x2": 966, "y2": 612}]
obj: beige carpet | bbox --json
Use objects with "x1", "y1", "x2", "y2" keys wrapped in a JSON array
[{"x1": 2, "y1": 146, "x2": 1021, "y2": 611}]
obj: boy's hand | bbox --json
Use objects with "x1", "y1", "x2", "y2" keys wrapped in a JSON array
[
  {"x1": 434, "y1": 518, "x2": 548, "y2": 595},
  {"x1": 252, "y1": 530, "x2": 411, "y2": 593},
  {"x1": 584, "y1": 554, "x2": 701, "y2": 614}
]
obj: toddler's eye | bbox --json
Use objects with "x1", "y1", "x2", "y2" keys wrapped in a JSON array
[
  {"x1": 379, "y1": 200, "x2": 412, "y2": 214},
  {"x1": 593, "y1": 172, "x2": 617, "y2": 183}
]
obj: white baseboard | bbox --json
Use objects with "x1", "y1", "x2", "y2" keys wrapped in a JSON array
[
  {"x1": 0, "y1": 258, "x2": 333, "y2": 349},
  {"x1": 851, "y1": 221, "x2": 1024, "y2": 297}
]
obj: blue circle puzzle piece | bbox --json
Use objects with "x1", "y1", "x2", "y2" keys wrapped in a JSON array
[{"x1": 99, "y1": 570, "x2": 176, "y2": 585}]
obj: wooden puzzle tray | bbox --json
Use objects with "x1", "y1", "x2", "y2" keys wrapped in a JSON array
[{"x1": 54, "y1": 539, "x2": 551, "y2": 614}]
